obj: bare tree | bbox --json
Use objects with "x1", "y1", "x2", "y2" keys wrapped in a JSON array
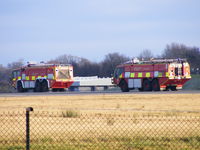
[
  {"x1": 76, "y1": 59, "x2": 100, "y2": 76},
  {"x1": 48, "y1": 54, "x2": 82, "y2": 64},
  {"x1": 162, "y1": 43, "x2": 200, "y2": 71},
  {"x1": 0, "y1": 64, "x2": 14, "y2": 93},
  {"x1": 7, "y1": 59, "x2": 24, "y2": 69},
  {"x1": 138, "y1": 49, "x2": 154, "y2": 61},
  {"x1": 100, "y1": 53, "x2": 129, "y2": 77}
]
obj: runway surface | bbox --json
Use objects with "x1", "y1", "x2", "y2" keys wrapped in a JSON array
[{"x1": 0, "y1": 90, "x2": 199, "y2": 97}]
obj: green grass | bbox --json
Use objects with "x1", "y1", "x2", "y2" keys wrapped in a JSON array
[
  {"x1": 183, "y1": 74, "x2": 200, "y2": 90},
  {"x1": 0, "y1": 145, "x2": 24, "y2": 150},
  {"x1": 1, "y1": 136, "x2": 199, "y2": 150}
]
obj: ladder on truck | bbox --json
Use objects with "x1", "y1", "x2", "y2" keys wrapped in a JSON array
[{"x1": 125, "y1": 58, "x2": 187, "y2": 65}]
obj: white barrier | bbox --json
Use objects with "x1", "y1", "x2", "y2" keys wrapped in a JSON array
[{"x1": 72, "y1": 76, "x2": 113, "y2": 86}]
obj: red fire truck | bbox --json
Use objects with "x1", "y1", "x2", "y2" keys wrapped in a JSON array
[
  {"x1": 12, "y1": 63, "x2": 74, "y2": 92},
  {"x1": 112, "y1": 58, "x2": 191, "y2": 92}
]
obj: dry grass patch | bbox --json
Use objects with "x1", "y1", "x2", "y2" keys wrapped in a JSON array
[{"x1": 0, "y1": 93, "x2": 200, "y2": 115}]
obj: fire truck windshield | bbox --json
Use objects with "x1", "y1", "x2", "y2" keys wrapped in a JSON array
[
  {"x1": 114, "y1": 67, "x2": 124, "y2": 78},
  {"x1": 56, "y1": 69, "x2": 70, "y2": 79},
  {"x1": 12, "y1": 70, "x2": 20, "y2": 78}
]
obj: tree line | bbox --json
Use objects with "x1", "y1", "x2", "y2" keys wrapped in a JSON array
[{"x1": 0, "y1": 43, "x2": 200, "y2": 92}]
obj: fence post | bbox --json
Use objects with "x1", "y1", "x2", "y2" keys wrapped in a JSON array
[{"x1": 26, "y1": 107, "x2": 33, "y2": 150}]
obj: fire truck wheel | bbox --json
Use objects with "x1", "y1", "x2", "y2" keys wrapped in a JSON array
[
  {"x1": 59, "y1": 88, "x2": 65, "y2": 92},
  {"x1": 138, "y1": 88, "x2": 143, "y2": 92},
  {"x1": 34, "y1": 81, "x2": 41, "y2": 92},
  {"x1": 142, "y1": 79, "x2": 152, "y2": 91},
  {"x1": 170, "y1": 86, "x2": 177, "y2": 91},
  {"x1": 120, "y1": 80, "x2": 129, "y2": 92},
  {"x1": 52, "y1": 88, "x2": 58, "y2": 92},
  {"x1": 17, "y1": 82, "x2": 24, "y2": 92},
  {"x1": 152, "y1": 79, "x2": 160, "y2": 91},
  {"x1": 41, "y1": 80, "x2": 49, "y2": 92}
]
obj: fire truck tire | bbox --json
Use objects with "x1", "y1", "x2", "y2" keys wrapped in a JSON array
[
  {"x1": 119, "y1": 80, "x2": 129, "y2": 92},
  {"x1": 142, "y1": 79, "x2": 152, "y2": 91},
  {"x1": 41, "y1": 80, "x2": 49, "y2": 92},
  {"x1": 34, "y1": 80, "x2": 41, "y2": 92},
  {"x1": 52, "y1": 88, "x2": 59, "y2": 92},
  {"x1": 170, "y1": 86, "x2": 177, "y2": 91},
  {"x1": 152, "y1": 79, "x2": 160, "y2": 91},
  {"x1": 17, "y1": 81, "x2": 24, "y2": 92},
  {"x1": 138, "y1": 88, "x2": 143, "y2": 92},
  {"x1": 59, "y1": 88, "x2": 65, "y2": 92}
]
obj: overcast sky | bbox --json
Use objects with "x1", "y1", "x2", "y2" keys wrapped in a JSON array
[{"x1": 0, "y1": 0, "x2": 200, "y2": 66}]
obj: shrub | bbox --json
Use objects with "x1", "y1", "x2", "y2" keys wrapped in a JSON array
[{"x1": 61, "y1": 110, "x2": 80, "y2": 118}]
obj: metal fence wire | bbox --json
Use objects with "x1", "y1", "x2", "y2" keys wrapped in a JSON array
[{"x1": 0, "y1": 108, "x2": 200, "y2": 150}]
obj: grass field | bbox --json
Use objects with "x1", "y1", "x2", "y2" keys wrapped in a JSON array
[
  {"x1": 0, "y1": 93, "x2": 200, "y2": 114},
  {"x1": 0, "y1": 110, "x2": 200, "y2": 150},
  {"x1": 183, "y1": 74, "x2": 200, "y2": 90},
  {"x1": 0, "y1": 93, "x2": 200, "y2": 149}
]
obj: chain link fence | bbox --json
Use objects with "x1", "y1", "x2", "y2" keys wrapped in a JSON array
[{"x1": 0, "y1": 108, "x2": 200, "y2": 150}]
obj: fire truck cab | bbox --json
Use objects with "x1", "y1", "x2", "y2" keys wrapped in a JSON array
[
  {"x1": 12, "y1": 63, "x2": 74, "y2": 92},
  {"x1": 112, "y1": 58, "x2": 191, "y2": 92}
]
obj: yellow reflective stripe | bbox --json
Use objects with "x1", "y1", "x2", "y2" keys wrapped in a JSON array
[
  {"x1": 18, "y1": 76, "x2": 21, "y2": 80},
  {"x1": 38, "y1": 76, "x2": 41, "y2": 78},
  {"x1": 138, "y1": 73, "x2": 142, "y2": 78},
  {"x1": 130, "y1": 73, "x2": 135, "y2": 78},
  {"x1": 32, "y1": 76, "x2": 35, "y2": 80},
  {"x1": 166, "y1": 72, "x2": 169, "y2": 77},
  {"x1": 158, "y1": 72, "x2": 162, "y2": 77},
  {"x1": 26, "y1": 76, "x2": 30, "y2": 80},
  {"x1": 146, "y1": 72, "x2": 150, "y2": 77},
  {"x1": 44, "y1": 76, "x2": 47, "y2": 78},
  {"x1": 119, "y1": 74, "x2": 122, "y2": 78}
]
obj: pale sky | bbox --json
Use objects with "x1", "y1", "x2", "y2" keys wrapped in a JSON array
[{"x1": 0, "y1": 0, "x2": 200, "y2": 66}]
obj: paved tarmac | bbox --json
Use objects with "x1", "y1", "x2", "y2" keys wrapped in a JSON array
[{"x1": 0, "y1": 90, "x2": 199, "y2": 97}]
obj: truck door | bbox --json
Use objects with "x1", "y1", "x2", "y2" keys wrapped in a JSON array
[{"x1": 113, "y1": 67, "x2": 124, "y2": 84}]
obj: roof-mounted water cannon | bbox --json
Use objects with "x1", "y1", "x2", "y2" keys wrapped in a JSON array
[
  {"x1": 124, "y1": 58, "x2": 140, "y2": 64},
  {"x1": 132, "y1": 58, "x2": 140, "y2": 64},
  {"x1": 27, "y1": 61, "x2": 37, "y2": 67}
]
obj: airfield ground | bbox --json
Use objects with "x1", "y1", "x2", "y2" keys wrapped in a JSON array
[{"x1": 0, "y1": 93, "x2": 199, "y2": 115}]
